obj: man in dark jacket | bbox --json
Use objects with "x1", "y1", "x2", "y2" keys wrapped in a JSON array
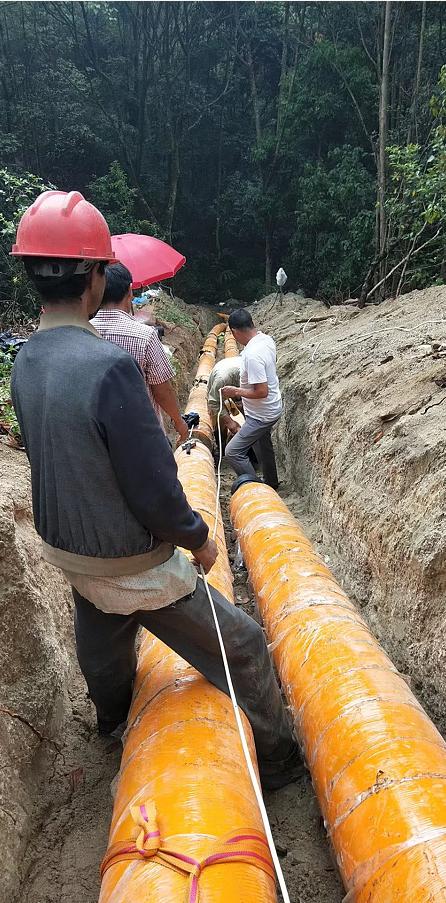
[{"x1": 11, "y1": 190, "x2": 302, "y2": 789}]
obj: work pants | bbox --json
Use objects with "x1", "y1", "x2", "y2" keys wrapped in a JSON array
[
  {"x1": 225, "y1": 415, "x2": 280, "y2": 488},
  {"x1": 73, "y1": 577, "x2": 294, "y2": 766}
]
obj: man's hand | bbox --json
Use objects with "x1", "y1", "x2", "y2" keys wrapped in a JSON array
[
  {"x1": 176, "y1": 417, "x2": 189, "y2": 442},
  {"x1": 226, "y1": 417, "x2": 241, "y2": 436},
  {"x1": 193, "y1": 538, "x2": 218, "y2": 574},
  {"x1": 221, "y1": 385, "x2": 240, "y2": 400}
]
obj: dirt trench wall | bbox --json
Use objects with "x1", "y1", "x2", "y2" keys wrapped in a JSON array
[
  {"x1": 0, "y1": 445, "x2": 72, "y2": 901},
  {"x1": 254, "y1": 287, "x2": 446, "y2": 728}
]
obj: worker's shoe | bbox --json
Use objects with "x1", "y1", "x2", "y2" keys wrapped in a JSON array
[
  {"x1": 97, "y1": 717, "x2": 127, "y2": 739},
  {"x1": 259, "y1": 744, "x2": 306, "y2": 791}
]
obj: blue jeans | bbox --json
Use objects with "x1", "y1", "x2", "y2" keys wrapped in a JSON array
[{"x1": 225, "y1": 415, "x2": 281, "y2": 487}]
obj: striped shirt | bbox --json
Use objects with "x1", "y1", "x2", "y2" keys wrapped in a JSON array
[{"x1": 91, "y1": 308, "x2": 174, "y2": 427}]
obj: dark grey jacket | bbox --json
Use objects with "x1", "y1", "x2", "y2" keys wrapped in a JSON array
[{"x1": 11, "y1": 321, "x2": 208, "y2": 576}]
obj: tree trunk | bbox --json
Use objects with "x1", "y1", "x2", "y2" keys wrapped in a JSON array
[
  {"x1": 166, "y1": 135, "x2": 180, "y2": 244},
  {"x1": 265, "y1": 227, "x2": 272, "y2": 292},
  {"x1": 215, "y1": 110, "x2": 224, "y2": 261},
  {"x1": 276, "y1": 2, "x2": 289, "y2": 140},
  {"x1": 248, "y1": 49, "x2": 262, "y2": 146},
  {"x1": 377, "y1": 1, "x2": 392, "y2": 273},
  {"x1": 135, "y1": 5, "x2": 150, "y2": 181},
  {"x1": 407, "y1": 1, "x2": 426, "y2": 143}
]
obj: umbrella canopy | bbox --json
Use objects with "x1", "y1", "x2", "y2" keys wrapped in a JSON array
[{"x1": 111, "y1": 234, "x2": 186, "y2": 289}]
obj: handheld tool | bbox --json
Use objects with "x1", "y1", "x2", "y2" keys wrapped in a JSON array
[{"x1": 181, "y1": 410, "x2": 200, "y2": 454}]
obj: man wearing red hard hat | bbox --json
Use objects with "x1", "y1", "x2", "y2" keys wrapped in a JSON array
[{"x1": 10, "y1": 190, "x2": 302, "y2": 789}]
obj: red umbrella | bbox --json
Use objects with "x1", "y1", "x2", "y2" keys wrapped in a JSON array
[{"x1": 111, "y1": 234, "x2": 186, "y2": 289}]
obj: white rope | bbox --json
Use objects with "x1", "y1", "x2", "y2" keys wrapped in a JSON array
[{"x1": 199, "y1": 386, "x2": 291, "y2": 903}]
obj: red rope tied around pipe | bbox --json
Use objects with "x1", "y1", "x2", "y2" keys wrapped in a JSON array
[{"x1": 100, "y1": 802, "x2": 274, "y2": 902}]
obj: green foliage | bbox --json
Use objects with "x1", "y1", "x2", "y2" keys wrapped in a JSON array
[
  {"x1": 0, "y1": 351, "x2": 20, "y2": 442},
  {"x1": 88, "y1": 162, "x2": 165, "y2": 239},
  {"x1": 153, "y1": 297, "x2": 195, "y2": 329},
  {"x1": 386, "y1": 66, "x2": 446, "y2": 293},
  {"x1": 290, "y1": 147, "x2": 375, "y2": 300},
  {"x1": 0, "y1": 167, "x2": 54, "y2": 322},
  {"x1": 0, "y1": 2, "x2": 444, "y2": 307}
]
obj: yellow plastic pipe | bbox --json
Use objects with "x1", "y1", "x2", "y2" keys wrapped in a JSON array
[
  {"x1": 224, "y1": 328, "x2": 239, "y2": 358},
  {"x1": 99, "y1": 331, "x2": 276, "y2": 903},
  {"x1": 181, "y1": 324, "x2": 227, "y2": 448},
  {"x1": 230, "y1": 481, "x2": 446, "y2": 901},
  {"x1": 183, "y1": 348, "x2": 216, "y2": 448}
]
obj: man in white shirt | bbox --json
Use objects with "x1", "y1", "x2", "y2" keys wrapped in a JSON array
[{"x1": 222, "y1": 309, "x2": 282, "y2": 488}]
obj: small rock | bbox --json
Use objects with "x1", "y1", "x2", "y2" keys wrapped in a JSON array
[
  {"x1": 416, "y1": 344, "x2": 433, "y2": 357},
  {"x1": 276, "y1": 842, "x2": 288, "y2": 858},
  {"x1": 380, "y1": 405, "x2": 406, "y2": 423},
  {"x1": 379, "y1": 354, "x2": 394, "y2": 365}
]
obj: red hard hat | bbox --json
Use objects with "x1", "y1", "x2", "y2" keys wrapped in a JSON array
[{"x1": 11, "y1": 190, "x2": 116, "y2": 261}]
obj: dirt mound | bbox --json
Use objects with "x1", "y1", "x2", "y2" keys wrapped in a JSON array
[
  {"x1": 254, "y1": 285, "x2": 446, "y2": 726},
  {"x1": 0, "y1": 445, "x2": 72, "y2": 901}
]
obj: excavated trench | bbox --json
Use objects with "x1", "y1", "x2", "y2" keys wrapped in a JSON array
[
  {"x1": 6, "y1": 286, "x2": 446, "y2": 903},
  {"x1": 6, "y1": 312, "x2": 342, "y2": 903}
]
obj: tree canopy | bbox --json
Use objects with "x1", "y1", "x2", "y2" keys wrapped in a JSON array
[{"x1": 0, "y1": 1, "x2": 444, "y2": 314}]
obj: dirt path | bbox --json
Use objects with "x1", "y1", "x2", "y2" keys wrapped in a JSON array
[{"x1": 20, "y1": 463, "x2": 343, "y2": 903}]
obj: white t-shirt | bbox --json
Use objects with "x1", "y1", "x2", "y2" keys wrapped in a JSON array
[{"x1": 240, "y1": 332, "x2": 282, "y2": 422}]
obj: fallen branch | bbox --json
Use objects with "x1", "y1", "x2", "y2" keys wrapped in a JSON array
[
  {"x1": 366, "y1": 227, "x2": 442, "y2": 301},
  {"x1": 293, "y1": 314, "x2": 338, "y2": 325},
  {"x1": 396, "y1": 222, "x2": 428, "y2": 297},
  {"x1": 359, "y1": 239, "x2": 400, "y2": 307}
]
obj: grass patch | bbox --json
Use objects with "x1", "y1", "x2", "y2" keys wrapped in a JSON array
[{"x1": 154, "y1": 297, "x2": 195, "y2": 329}]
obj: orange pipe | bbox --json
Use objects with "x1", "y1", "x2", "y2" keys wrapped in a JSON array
[
  {"x1": 211, "y1": 322, "x2": 227, "y2": 335},
  {"x1": 230, "y1": 482, "x2": 446, "y2": 902},
  {"x1": 183, "y1": 348, "x2": 215, "y2": 448},
  {"x1": 224, "y1": 328, "x2": 239, "y2": 358},
  {"x1": 182, "y1": 322, "x2": 228, "y2": 447},
  {"x1": 99, "y1": 334, "x2": 276, "y2": 903}
]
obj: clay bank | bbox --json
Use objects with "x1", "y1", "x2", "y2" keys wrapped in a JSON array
[{"x1": 255, "y1": 285, "x2": 446, "y2": 728}]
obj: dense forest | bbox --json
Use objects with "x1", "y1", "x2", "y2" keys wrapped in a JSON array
[{"x1": 0, "y1": 1, "x2": 445, "y2": 315}]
